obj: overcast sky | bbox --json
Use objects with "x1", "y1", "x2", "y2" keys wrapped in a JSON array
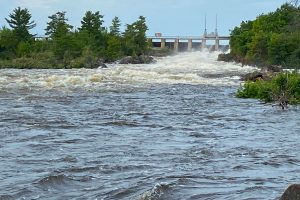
[{"x1": 0, "y1": 0, "x2": 288, "y2": 36}]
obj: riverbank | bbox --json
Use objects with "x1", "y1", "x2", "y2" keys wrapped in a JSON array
[
  {"x1": 0, "y1": 48, "x2": 173, "y2": 69},
  {"x1": 0, "y1": 46, "x2": 225, "y2": 69},
  {"x1": 218, "y1": 51, "x2": 300, "y2": 108}
]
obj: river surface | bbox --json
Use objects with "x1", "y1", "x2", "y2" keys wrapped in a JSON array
[{"x1": 0, "y1": 51, "x2": 299, "y2": 200}]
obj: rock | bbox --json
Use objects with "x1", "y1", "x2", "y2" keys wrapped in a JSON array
[
  {"x1": 217, "y1": 53, "x2": 234, "y2": 62},
  {"x1": 264, "y1": 65, "x2": 282, "y2": 73},
  {"x1": 119, "y1": 56, "x2": 135, "y2": 64},
  {"x1": 241, "y1": 71, "x2": 267, "y2": 81},
  {"x1": 98, "y1": 62, "x2": 108, "y2": 68},
  {"x1": 280, "y1": 184, "x2": 300, "y2": 200},
  {"x1": 84, "y1": 58, "x2": 108, "y2": 69},
  {"x1": 119, "y1": 55, "x2": 155, "y2": 64},
  {"x1": 138, "y1": 55, "x2": 155, "y2": 64},
  {"x1": 94, "y1": 58, "x2": 107, "y2": 69}
]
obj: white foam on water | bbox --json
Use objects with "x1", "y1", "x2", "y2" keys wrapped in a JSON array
[{"x1": 0, "y1": 51, "x2": 257, "y2": 91}]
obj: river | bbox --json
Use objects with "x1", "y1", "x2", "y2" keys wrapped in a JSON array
[{"x1": 0, "y1": 51, "x2": 299, "y2": 200}]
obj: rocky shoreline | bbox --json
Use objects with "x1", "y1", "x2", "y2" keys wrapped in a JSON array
[
  {"x1": 241, "y1": 65, "x2": 282, "y2": 82},
  {"x1": 83, "y1": 55, "x2": 156, "y2": 69},
  {"x1": 217, "y1": 53, "x2": 284, "y2": 82}
]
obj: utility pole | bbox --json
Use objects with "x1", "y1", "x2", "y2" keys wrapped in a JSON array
[
  {"x1": 215, "y1": 14, "x2": 220, "y2": 51},
  {"x1": 215, "y1": 14, "x2": 218, "y2": 37},
  {"x1": 203, "y1": 14, "x2": 207, "y2": 37},
  {"x1": 202, "y1": 14, "x2": 207, "y2": 50}
]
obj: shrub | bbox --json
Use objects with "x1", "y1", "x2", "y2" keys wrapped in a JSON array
[{"x1": 237, "y1": 71, "x2": 300, "y2": 108}]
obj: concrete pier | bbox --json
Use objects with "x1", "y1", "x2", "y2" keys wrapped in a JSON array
[
  {"x1": 201, "y1": 38, "x2": 206, "y2": 50},
  {"x1": 161, "y1": 39, "x2": 166, "y2": 49},
  {"x1": 174, "y1": 39, "x2": 179, "y2": 52},
  {"x1": 188, "y1": 39, "x2": 193, "y2": 52},
  {"x1": 215, "y1": 37, "x2": 220, "y2": 51}
]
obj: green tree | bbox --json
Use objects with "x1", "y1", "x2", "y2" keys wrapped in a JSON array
[
  {"x1": 5, "y1": 7, "x2": 36, "y2": 42},
  {"x1": 110, "y1": 16, "x2": 121, "y2": 36},
  {"x1": 45, "y1": 11, "x2": 76, "y2": 60},
  {"x1": 134, "y1": 16, "x2": 148, "y2": 55},
  {"x1": 45, "y1": 11, "x2": 73, "y2": 39},
  {"x1": 123, "y1": 23, "x2": 137, "y2": 56},
  {"x1": 104, "y1": 16, "x2": 123, "y2": 61},
  {"x1": 247, "y1": 31, "x2": 269, "y2": 65},
  {"x1": 123, "y1": 16, "x2": 148, "y2": 56},
  {"x1": 79, "y1": 11, "x2": 107, "y2": 54},
  {"x1": 105, "y1": 35, "x2": 123, "y2": 61},
  {"x1": 230, "y1": 20, "x2": 254, "y2": 63},
  {"x1": 228, "y1": 3, "x2": 300, "y2": 68},
  {"x1": 0, "y1": 27, "x2": 18, "y2": 59},
  {"x1": 79, "y1": 11, "x2": 104, "y2": 35}
]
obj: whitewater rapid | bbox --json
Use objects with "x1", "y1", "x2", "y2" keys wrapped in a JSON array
[
  {"x1": 1, "y1": 51, "x2": 299, "y2": 200},
  {"x1": 0, "y1": 51, "x2": 256, "y2": 92}
]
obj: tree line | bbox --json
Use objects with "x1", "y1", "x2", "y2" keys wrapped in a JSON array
[
  {"x1": 219, "y1": 3, "x2": 300, "y2": 69},
  {"x1": 0, "y1": 8, "x2": 149, "y2": 68}
]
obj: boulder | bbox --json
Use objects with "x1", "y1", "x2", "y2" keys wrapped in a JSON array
[
  {"x1": 83, "y1": 58, "x2": 107, "y2": 69},
  {"x1": 119, "y1": 55, "x2": 155, "y2": 64},
  {"x1": 280, "y1": 184, "x2": 300, "y2": 200},
  {"x1": 94, "y1": 58, "x2": 108, "y2": 69},
  {"x1": 241, "y1": 71, "x2": 267, "y2": 81},
  {"x1": 217, "y1": 53, "x2": 234, "y2": 62},
  {"x1": 119, "y1": 56, "x2": 135, "y2": 64},
  {"x1": 138, "y1": 55, "x2": 155, "y2": 64}
]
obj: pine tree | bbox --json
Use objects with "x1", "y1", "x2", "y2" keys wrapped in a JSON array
[
  {"x1": 109, "y1": 16, "x2": 121, "y2": 36},
  {"x1": 79, "y1": 11, "x2": 104, "y2": 35},
  {"x1": 5, "y1": 7, "x2": 36, "y2": 42},
  {"x1": 45, "y1": 11, "x2": 73, "y2": 39},
  {"x1": 45, "y1": 11, "x2": 74, "y2": 59}
]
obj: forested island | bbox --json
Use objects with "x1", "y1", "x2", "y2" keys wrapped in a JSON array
[
  {"x1": 218, "y1": 2, "x2": 300, "y2": 108},
  {"x1": 0, "y1": 8, "x2": 154, "y2": 68}
]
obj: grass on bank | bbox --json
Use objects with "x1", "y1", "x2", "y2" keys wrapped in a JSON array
[{"x1": 237, "y1": 71, "x2": 300, "y2": 108}]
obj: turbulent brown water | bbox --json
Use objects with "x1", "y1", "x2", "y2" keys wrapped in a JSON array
[{"x1": 0, "y1": 52, "x2": 299, "y2": 200}]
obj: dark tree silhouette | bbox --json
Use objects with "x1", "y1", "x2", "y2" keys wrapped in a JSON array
[{"x1": 5, "y1": 7, "x2": 36, "y2": 42}]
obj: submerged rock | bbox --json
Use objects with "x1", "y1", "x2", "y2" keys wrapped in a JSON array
[{"x1": 280, "y1": 184, "x2": 300, "y2": 200}]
